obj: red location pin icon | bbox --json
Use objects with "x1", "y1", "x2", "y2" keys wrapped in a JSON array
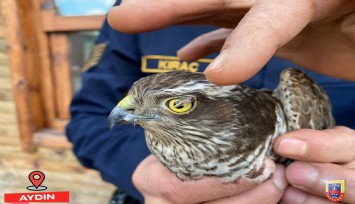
[{"x1": 28, "y1": 171, "x2": 45, "y2": 188}]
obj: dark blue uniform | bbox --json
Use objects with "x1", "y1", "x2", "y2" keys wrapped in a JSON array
[{"x1": 66, "y1": 14, "x2": 355, "y2": 203}]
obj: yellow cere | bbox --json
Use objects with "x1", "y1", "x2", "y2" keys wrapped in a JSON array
[{"x1": 118, "y1": 95, "x2": 134, "y2": 110}]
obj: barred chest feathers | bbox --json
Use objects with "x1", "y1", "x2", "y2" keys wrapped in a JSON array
[{"x1": 145, "y1": 102, "x2": 287, "y2": 183}]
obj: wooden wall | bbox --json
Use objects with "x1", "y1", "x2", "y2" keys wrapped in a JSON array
[
  {"x1": 0, "y1": 3, "x2": 115, "y2": 203},
  {"x1": 0, "y1": 1, "x2": 20, "y2": 147}
]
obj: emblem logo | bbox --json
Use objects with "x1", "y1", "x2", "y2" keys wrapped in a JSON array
[{"x1": 325, "y1": 180, "x2": 346, "y2": 202}]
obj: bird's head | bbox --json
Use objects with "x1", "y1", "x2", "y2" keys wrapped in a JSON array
[{"x1": 108, "y1": 71, "x2": 244, "y2": 143}]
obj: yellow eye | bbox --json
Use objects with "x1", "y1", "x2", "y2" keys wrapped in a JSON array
[{"x1": 165, "y1": 96, "x2": 197, "y2": 114}]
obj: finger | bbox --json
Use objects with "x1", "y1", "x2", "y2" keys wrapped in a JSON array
[
  {"x1": 204, "y1": 0, "x2": 318, "y2": 85},
  {"x1": 177, "y1": 29, "x2": 232, "y2": 61},
  {"x1": 107, "y1": 1, "x2": 253, "y2": 33},
  {"x1": 205, "y1": 165, "x2": 288, "y2": 204},
  {"x1": 144, "y1": 196, "x2": 172, "y2": 204},
  {"x1": 281, "y1": 186, "x2": 334, "y2": 204},
  {"x1": 273, "y1": 126, "x2": 355, "y2": 163},
  {"x1": 133, "y1": 155, "x2": 256, "y2": 203},
  {"x1": 133, "y1": 155, "x2": 272, "y2": 204},
  {"x1": 285, "y1": 162, "x2": 355, "y2": 203}
]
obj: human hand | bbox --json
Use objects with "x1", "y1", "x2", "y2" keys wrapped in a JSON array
[
  {"x1": 273, "y1": 126, "x2": 355, "y2": 203},
  {"x1": 108, "y1": 0, "x2": 355, "y2": 84},
  {"x1": 132, "y1": 155, "x2": 287, "y2": 204}
]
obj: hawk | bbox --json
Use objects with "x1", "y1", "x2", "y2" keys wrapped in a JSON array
[{"x1": 108, "y1": 68, "x2": 335, "y2": 183}]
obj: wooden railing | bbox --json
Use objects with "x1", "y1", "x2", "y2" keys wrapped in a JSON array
[{"x1": 3, "y1": 0, "x2": 105, "y2": 152}]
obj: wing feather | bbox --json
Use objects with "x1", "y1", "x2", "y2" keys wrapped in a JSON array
[{"x1": 272, "y1": 68, "x2": 335, "y2": 130}]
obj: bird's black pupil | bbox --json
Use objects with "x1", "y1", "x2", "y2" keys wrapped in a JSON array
[
  {"x1": 173, "y1": 100, "x2": 194, "y2": 110},
  {"x1": 174, "y1": 101, "x2": 185, "y2": 109}
]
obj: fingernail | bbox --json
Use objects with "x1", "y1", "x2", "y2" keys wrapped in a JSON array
[
  {"x1": 277, "y1": 137, "x2": 307, "y2": 157},
  {"x1": 176, "y1": 49, "x2": 182, "y2": 56},
  {"x1": 272, "y1": 165, "x2": 288, "y2": 191},
  {"x1": 205, "y1": 52, "x2": 227, "y2": 72}
]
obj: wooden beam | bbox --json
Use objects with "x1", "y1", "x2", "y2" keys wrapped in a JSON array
[
  {"x1": 39, "y1": 0, "x2": 105, "y2": 32},
  {"x1": 34, "y1": 128, "x2": 72, "y2": 150},
  {"x1": 1, "y1": 0, "x2": 37, "y2": 152},
  {"x1": 43, "y1": 15, "x2": 106, "y2": 32},
  {"x1": 17, "y1": 1, "x2": 49, "y2": 129},
  {"x1": 17, "y1": 0, "x2": 57, "y2": 130},
  {"x1": 49, "y1": 34, "x2": 72, "y2": 119},
  {"x1": 53, "y1": 119, "x2": 69, "y2": 131}
]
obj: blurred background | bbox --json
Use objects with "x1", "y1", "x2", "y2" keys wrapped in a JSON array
[{"x1": 0, "y1": 0, "x2": 117, "y2": 203}]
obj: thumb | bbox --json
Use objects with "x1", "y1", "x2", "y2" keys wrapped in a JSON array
[{"x1": 204, "y1": 0, "x2": 315, "y2": 85}]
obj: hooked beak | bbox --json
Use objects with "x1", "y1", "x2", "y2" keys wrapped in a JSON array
[{"x1": 108, "y1": 95, "x2": 158, "y2": 129}]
